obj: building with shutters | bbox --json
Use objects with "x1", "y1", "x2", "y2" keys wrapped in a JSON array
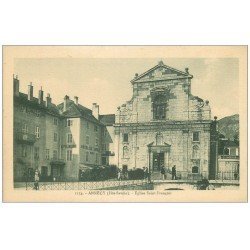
[{"x1": 13, "y1": 76, "x2": 115, "y2": 182}]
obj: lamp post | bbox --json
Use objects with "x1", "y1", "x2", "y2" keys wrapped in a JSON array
[{"x1": 148, "y1": 147, "x2": 151, "y2": 183}]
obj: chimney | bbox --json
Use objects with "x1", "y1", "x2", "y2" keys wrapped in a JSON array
[
  {"x1": 38, "y1": 87, "x2": 44, "y2": 105},
  {"x1": 63, "y1": 95, "x2": 69, "y2": 112},
  {"x1": 92, "y1": 103, "x2": 99, "y2": 120},
  {"x1": 185, "y1": 68, "x2": 189, "y2": 74},
  {"x1": 74, "y1": 96, "x2": 79, "y2": 105},
  {"x1": 13, "y1": 74, "x2": 19, "y2": 96},
  {"x1": 28, "y1": 82, "x2": 33, "y2": 101},
  {"x1": 46, "y1": 93, "x2": 51, "y2": 107},
  {"x1": 214, "y1": 116, "x2": 218, "y2": 132}
]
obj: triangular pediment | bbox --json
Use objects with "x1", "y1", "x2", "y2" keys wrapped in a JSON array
[{"x1": 131, "y1": 61, "x2": 192, "y2": 84}]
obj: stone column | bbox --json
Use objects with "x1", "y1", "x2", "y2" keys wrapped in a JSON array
[{"x1": 164, "y1": 151, "x2": 169, "y2": 169}]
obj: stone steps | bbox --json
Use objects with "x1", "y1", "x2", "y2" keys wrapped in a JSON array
[{"x1": 151, "y1": 171, "x2": 173, "y2": 180}]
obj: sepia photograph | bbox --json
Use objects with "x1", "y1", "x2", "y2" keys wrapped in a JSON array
[{"x1": 2, "y1": 46, "x2": 247, "y2": 202}]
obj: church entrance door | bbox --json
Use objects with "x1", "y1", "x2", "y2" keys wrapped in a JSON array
[{"x1": 153, "y1": 152, "x2": 164, "y2": 171}]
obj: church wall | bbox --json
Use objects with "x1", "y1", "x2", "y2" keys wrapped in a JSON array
[{"x1": 115, "y1": 123, "x2": 211, "y2": 176}]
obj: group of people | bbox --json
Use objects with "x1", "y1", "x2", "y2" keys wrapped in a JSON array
[
  {"x1": 160, "y1": 165, "x2": 177, "y2": 180},
  {"x1": 117, "y1": 168, "x2": 128, "y2": 181},
  {"x1": 116, "y1": 165, "x2": 178, "y2": 181}
]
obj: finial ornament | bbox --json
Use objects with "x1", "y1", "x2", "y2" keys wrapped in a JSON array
[{"x1": 158, "y1": 60, "x2": 164, "y2": 66}]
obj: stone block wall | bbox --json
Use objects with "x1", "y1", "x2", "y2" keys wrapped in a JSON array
[
  {"x1": 116, "y1": 78, "x2": 211, "y2": 124},
  {"x1": 114, "y1": 122, "x2": 211, "y2": 176}
]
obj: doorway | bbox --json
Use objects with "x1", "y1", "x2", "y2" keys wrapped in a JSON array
[
  {"x1": 153, "y1": 152, "x2": 164, "y2": 171},
  {"x1": 41, "y1": 166, "x2": 48, "y2": 181}
]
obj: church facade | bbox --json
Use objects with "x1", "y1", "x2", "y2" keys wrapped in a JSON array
[{"x1": 113, "y1": 61, "x2": 215, "y2": 179}]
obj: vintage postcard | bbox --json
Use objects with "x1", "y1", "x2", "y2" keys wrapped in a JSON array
[{"x1": 2, "y1": 45, "x2": 247, "y2": 202}]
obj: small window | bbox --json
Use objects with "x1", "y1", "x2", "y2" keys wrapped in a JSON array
[
  {"x1": 35, "y1": 126, "x2": 40, "y2": 138},
  {"x1": 193, "y1": 132, "x2": 200, "y2": 142},
  {"x1": 94, "y1": 125, "x2": 98, "y2": 132},
  {"x1": 22, "y1": 123, "x2": 28, "y2": 133},
  {"x1": 34, "y1": 147, "x2": 39, "y2": 159},
  {"x1": 22, "y1": 145, "x2": 27, "y2": 157},
  {"x1": 87, "y1": 122, "x2": 89, "y2": 129},
  {"x1": 123, "y1": 133, "x2": 128, "y2": 142},
  {"x1": 67, "y1": 119, "x2": 73, "y2": 127},
  {"x1": 45, "y1": 149, "x2": 50, "y2": 160},
  {"x1": 53, "y1": 118, "x2": 58, "y2": 125},
  {"x1": 66, "y1": 150, "x2": 72, "y2": 161},
  {"x1": 95, "y1": 138, "x2": 99, "y2": 147},
  {"x1": 53, "y1": 150, "x2": 58, "y2": 160},
  {"x1": 54, "y1": 132, "x2": 58, "y2": 142},
  {"x1": 236, "y1": 148, "x2": 239, "y2": 156},
  {"x1": 86, "y1": 151, "x2": 89, "y2": 162},
  {"x1": 67, "y1": 133, "x2": 73, "y2": 143},
  {"x1": 102, "y1": 156, "x2": 107, "y2": 165},
  {"x1": 86, "y1": 136, "x2": 89, "y2": 145},
  {"x1": 192, "y1": 166, "x2": 199, "y2": 174},
  {"x1": 95, "y1": 153, "x2": 98, "y2": 164},
  {"x1": 224, "y1": 148, "x2": 230, "y2": 156}
]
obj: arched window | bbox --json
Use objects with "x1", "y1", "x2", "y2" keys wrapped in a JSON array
[
  {"x1": 224, "y1": 148, "x2": 230, "y2": 155},
  {"x1": 156, "y1": 132, "x2": 163, "y2": 145},
  {"x1": 153, "y1": 95, "x2": 166, "y2": 120},
  {"x1": 192, "y1": 166, "x2": 199, "y2": 173},
  {"x1": 123, "y1": 146, "x2": 129, "y2": 158},
  {"x1": 192, "y1": 145, "x2": 200, "y2": 159}
]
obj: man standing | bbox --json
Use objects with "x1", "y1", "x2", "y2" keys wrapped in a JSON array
[
  {"x1": 117, "y1": 168, "x2": 122, "y2": 181},
  {"x1": 172, "y1": 165, "x2": 176, "y2": 180},
  {"x1": 34, "y1": 169, "x2": 40, "y2": 190}
]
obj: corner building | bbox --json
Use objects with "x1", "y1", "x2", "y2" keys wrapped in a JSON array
[
  {"x1": 114, "y1": 61, "x2": 214, "y2": 179},
  {"x1": 13, "y1": 77, "x2": 110, "y2": 182}
]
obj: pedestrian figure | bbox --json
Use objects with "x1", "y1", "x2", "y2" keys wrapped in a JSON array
[
  {"x1": 34, "y1": 169, "x2": 40, "y2": 190},
  {"x1": 117, "y1": 169, "x2": 122, "y2": 181},
  {"x1": 234, "y1": 171, "x2": 238, "y2": 180},
  {"x1": 143, "y1": 167, "x2": 148, "y2": 179},
  {"x1": 160, "y1": 165, "x2": 165, "y2": 180},
  {"x1": 172, "y1": 165, "x2": 176, "y2": 180}
]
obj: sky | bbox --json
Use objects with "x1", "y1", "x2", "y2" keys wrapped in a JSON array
[{"x1": 14, "y1": 58, "x2": 239, "y2": 119}]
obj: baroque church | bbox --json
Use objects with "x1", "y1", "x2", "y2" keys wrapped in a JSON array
[{"x1": 113, "y1": 61, "x2": 217, "y2": 180}]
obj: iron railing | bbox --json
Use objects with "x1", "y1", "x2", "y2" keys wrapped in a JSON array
[
  {"x1": 25, "y1": 179, "x2": 148, "y2": 190},
  {"x1": 216, "y1": 172, "x2": 239, "y2": 181}
]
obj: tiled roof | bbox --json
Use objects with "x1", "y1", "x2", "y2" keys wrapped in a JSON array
[
  {"x1": 57, "y1": 100, "x2": 102, "y2": 124},
  {"x1": 15, "y1": 92, "x2": 111, "y2": 125},
  {"x1": 15, "y1": 93, "x2": 60, "y2": 116}
]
